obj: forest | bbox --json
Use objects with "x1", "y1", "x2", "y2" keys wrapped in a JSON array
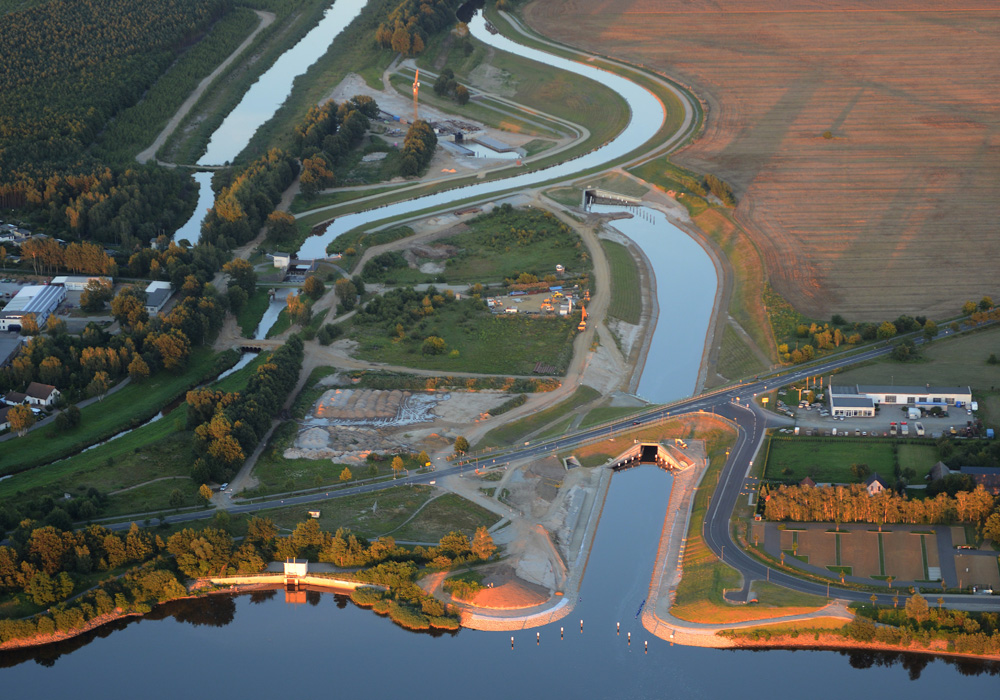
[
  {"x1": 374, "y1": 0, "x2": 463, "y2": 56},
  {"x1": 0, "y1": 515, "x2": 497, "y2": 644},
  {"x1": 0, "y1": 0, "x2": 234, "y2": 245}
]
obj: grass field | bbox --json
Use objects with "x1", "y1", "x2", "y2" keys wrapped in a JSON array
[
  {"x1": 600, "y1": 239, "x2": 641, "y2": 325},
  {"x1": 0, "y1": 347, "x2": 223, "y2": 476},
  {"x1": 716, "y1": 324, "x2": 767, "y2": 381},
  {"x1": 835, "y1": 326, "x2": 1000, "y2": 390},
  {"x1": 390, "y1": 493, "x2": 499, "y2": 542},
  {"x1": 544, "y1": 187, "x2": 583, "y2": 208},
  {"x1": 377, "y1": 207, "x2": 592, "y2": 287},
  {"x1": 0, "y1": 410, "x2": 198, "y2": 511},
  {"x1": 476, "y1": 385, "x2": 600, "y2": 450},
  {"x1": 579, "y1": 405, "x2": 648, "y2": 429},
  {"x1": 526, "y1": 0, "x2": 1000, "y2": 321},
  {"x1": 764, "y1": 438, "x2": 896, "y2": 483},
  {"x1": 237, "y1": 288, "x2": 271, "y2": 337},
  {"x1": 351, "y1": 305, "x2": 578, "y2": 376},
  {"x1": 588, "y1": 172, "x2": 650, "y2": 198},
  {"x1": 257, "y1": 486, "x2": 434, "y2": 539}
]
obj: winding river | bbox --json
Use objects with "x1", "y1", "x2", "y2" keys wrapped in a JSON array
[{"x1": 4, "y1": 3, "x2": 997, "y2": 694}]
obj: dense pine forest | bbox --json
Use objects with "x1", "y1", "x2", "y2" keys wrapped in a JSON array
[{"x1": 0, "y1": 0, "x2": 232, "y2": 245}]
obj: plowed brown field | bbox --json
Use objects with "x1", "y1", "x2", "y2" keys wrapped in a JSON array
[{"x1": 524, "y1": 0, "x2": 1000, "y2": 319}]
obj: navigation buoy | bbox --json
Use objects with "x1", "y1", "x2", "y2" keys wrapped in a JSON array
[
  {"x1": 628, "y1": 632, "x2": 631, "y2": 645},
  {"x1": 580, "y1": 619, "x2": 584, "y2": 632},
  {"x1": 560, "y1": 627, "x2": 564, "y2": 639},
  {"x1": 645, "y1": 640, "x2": 648, "y2": 654},
  {"x1": 617, "y1": 621, "x2": 620, "y2": 635},
  {"x1": 537, "y1": 632, "x2": 540, "y2": 645},
  {"x1": 511, "y1": 636, "x2": 514, "y2": 649}
]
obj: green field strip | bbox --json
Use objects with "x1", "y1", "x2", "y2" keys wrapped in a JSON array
[
  {"x1": 835, "y1": 533, "x2": 842, "y2": 566},
  {"x1": 878, "y1": 533, "x2": 886, "y2": 576},
  {"x1": 920, "y1": 535, "x2": 929, "y2": 580}
]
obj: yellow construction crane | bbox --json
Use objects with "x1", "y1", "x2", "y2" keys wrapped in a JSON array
[{"x1": 412, "y1": 69, "x2": 420, "y2": 123}]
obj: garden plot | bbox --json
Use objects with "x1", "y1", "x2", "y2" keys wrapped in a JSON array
[{"x1": 839, "y1": 531, "x2": 881, "y2": 578}]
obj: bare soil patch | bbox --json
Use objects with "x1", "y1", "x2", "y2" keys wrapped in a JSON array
[{"x1": 525, "y1": 0, "x2": 1000, "y2": 320}]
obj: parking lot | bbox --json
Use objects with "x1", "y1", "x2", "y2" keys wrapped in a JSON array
[{"x1": 780, "y1": 406, "x2": 981, "y2": 439}]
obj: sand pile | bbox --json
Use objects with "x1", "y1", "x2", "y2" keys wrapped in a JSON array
[{"x1": 315, "y1": 389, "x2": 410, "y2": 421}]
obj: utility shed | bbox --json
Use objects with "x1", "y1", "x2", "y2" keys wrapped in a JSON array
[{"x1": 284, "y1": 559, "x2": 308, "y2": 577}]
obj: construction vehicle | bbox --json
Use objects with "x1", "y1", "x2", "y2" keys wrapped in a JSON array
[{"x1": 577, "y1": 306, "x2": 587, "y2": 332}]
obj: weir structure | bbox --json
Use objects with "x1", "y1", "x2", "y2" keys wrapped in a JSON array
[
  {"x1": 583, "y1": 188, "x2": 643, "y2": 208},
  {"x1": 610, "y1": 441, "x2": 693, "y2": 473}
]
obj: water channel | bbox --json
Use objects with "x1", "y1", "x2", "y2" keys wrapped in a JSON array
[{"x1": 3, "y1": 2, "x2": 996, "y2": 694}]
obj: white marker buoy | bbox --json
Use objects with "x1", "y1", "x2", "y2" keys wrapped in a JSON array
[
  {"x1": 511, "y1": 636, "x2": 514, "y2": 649},
  {"x1": 617, "y1": 621, "x2": 620, "y2": 635}
]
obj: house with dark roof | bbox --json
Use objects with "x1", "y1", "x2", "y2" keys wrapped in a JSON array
[
  {"x1": 0, "y1": 405, "x2": 10, "y2": 431},
  {"x1": 24, "y1": 382, "x2": 59, "y2": 407},
  {"x1": 959, "y1": 467, "x2": 1000, "y2": 495},
  {"x1": 928, "y1": 462, "x2": 952, "y2": 481},
  {"x1": 799, "y1": 476, "x2": 816, "y2": 488},
  {"x1": 0, "y1": 337, "x2": 22, "y2": 368},
  {"x1": 3, "y1": 391, "x2": 27, "y2": 406},
  {"x1": 865, "y1": 472, "x2": 891, "y2": 496}
]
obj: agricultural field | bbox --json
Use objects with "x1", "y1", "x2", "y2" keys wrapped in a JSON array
[
  {"x1": 834, "y1": 325, "x2": 1000, "y2": 390},
  {"x1": 525, "y1": 0, "x2": 1000, "y2": 321}
]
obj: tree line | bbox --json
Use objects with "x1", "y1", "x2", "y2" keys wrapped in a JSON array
[
  {"x1": 0, "y1": 511, "x2": 498, "y2": 645},
  {"x1": 400, "y1": 120, "x2": 437, "y2": 176},
  {"x1": 295, "y1": 96, "x2": 378, "y2": 197},
  {"x1": 185, "y1": 336, "x2": 303, "y2": 484},
  {"x1": 374, "y1": 0, "x2": 462, "y2": 56},
  {"x1": 763, "y1": 483, "x2": 995, "y2": 531}
]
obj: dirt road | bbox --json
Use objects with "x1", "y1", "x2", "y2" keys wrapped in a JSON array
[{"x1": 136, "y1": 10, "x2": 276, "y2": 166}]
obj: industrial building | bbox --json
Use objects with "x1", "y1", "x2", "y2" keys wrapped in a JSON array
[
  {"x1": 0, "y1": 336, "x2": 21, "y2": 368},
  {"x1": 0, "y1": 284, "x2": 66, "y2": 332},
  {"x1": 50, "y1": 275, "x2": 112, "y2": 291},
  {"x1": 144, "y1": 281, "x2": 172, "y2": 316},
  {"x1": 828, "y1": 382, "x2": 973, "y2": 417}
]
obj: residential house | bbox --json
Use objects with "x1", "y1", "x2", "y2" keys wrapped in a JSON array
[
  {"x1": 24, "y1": 382, "x2": 59, "y2": 407},
  {"x1": 865, "y1": 472, "x2": 890, "y2": 496},
  {"x1": 0, "y1": 405, "x2": 10, "y2": 431}
]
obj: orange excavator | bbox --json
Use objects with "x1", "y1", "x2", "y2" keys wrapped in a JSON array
[{"x1": 577, "y1": 306, "x2": 587, "y2": 332}]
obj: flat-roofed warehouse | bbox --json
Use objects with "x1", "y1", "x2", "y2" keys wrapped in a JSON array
[
  {"x1": 0, "y1": 284, "x2": 66, "y2": 332},
  {"x1": 827, "y1": 381, "x2": 973, "y2": 417}
]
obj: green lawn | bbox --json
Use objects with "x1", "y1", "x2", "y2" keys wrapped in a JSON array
[
  {"x1": 476, "y1": 385, "x2": 601, "y2": 449},
  {"x1": 0, "y1": 347, "x2": 224, "y2": 475},
  {"x1": 360, "y1": 207, "x2": 591, "y2": 287},
  {"x1": 588, "y1": 172, "x2": 650, "y2": 198},
  {"x1": 763, "y1": 437, "x2": 896, "y2": 483},
  {"x1": 352, "y1": 303, "x2": 578, "y2": 376},
  {"x1": 601, "y1": 240, "x2": 641, "y2": 325},
  {"x1": 544, "y1": 187, "x2": 583, "y2": 208},
  {"x1": 896, "y1": 443, "x2": 940, "y2": 479}
]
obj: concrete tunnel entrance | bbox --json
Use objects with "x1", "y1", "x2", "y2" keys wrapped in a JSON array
[{"x1": 609, "y1": 442, "x2": 692, "y2": 473}]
